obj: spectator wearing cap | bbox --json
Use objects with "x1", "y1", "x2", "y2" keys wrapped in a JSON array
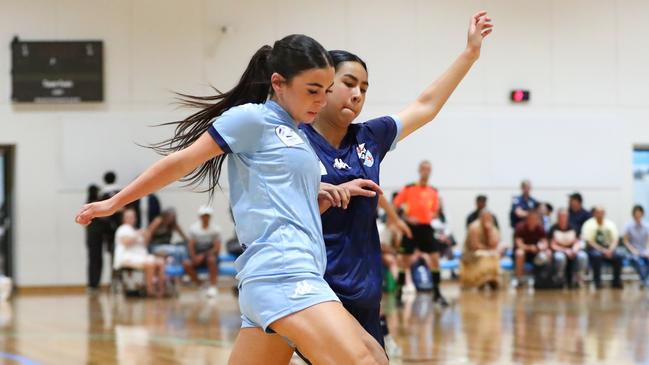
[
  {"x1": 568, "y1": 192, "x2": 591, "y2": 237},
  {"x1": 183, "y1": 206, "x2": 222, "y2": 298},
  {"x1": 466, "y1": 195, "x2": 499, "y2": 229},
  {"x1": 509, "y1": 180, "x2": 539, "y2": 229}
]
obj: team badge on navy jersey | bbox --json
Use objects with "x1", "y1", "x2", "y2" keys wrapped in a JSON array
[
  {"x1": 356, "y1": 143, "x2": 375, "y2": 167},
  {"x1": 275, "y1": 125, "x2": 304, "y2": 146}
]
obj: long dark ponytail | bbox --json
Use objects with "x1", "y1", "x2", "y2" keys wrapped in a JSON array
[{"x1": 150, "y1": 34, "x2": 332, "y2": 197}]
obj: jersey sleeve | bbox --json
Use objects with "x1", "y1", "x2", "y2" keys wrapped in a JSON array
[
  {"x1": 207, "y1": 104, "x2": 265, "y2": 154},
  {"x1": 363, "y1": 115, "x2": 403, "y2": 159}
]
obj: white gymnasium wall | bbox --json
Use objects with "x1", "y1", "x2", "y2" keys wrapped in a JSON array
[{"x1": 0, "y1": 0, "x2": 648, "y2": 286}]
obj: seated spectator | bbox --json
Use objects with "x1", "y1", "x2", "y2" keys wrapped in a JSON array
[
  {"x1": 622, "y1": 205, "x2": 649, "y2": 287},
  {"x1": 539, "y1": 202, "x2": 554, "y2": 233},
  {"x1": 113, "y1": 209, "x2": 166, "y2": 297},
  {"x1": 582, "y1": 206, "x2": 623, "y2": 289},
  {"x1": 460, "y1": 210, "x2": 501, "y2": 289},
  {"x1": 568, "y1": 192, "x2": 591, "y2": 237},
  {"x1": 514, "y1": 209, "x2": 551, "y2": 286},
  {"x1": 549, "y1": 208, "x2": 588, "y2": 288},
  {"x1": 147, "y1": 208, "x2": 188, "y2": 265},
  {"x1": 466, "y1": 195, "x2": 499, "y2": 228},
  {"x1": 183, "y1": 206, "x2": 222, "y2": 298}
]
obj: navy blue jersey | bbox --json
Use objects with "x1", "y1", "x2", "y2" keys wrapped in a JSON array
[
  {"x1": 509, "y1": 195, "x2": 539, "y2": 228},
  {"x1": 301, "y1": 115, "x2": 402, "y2": 308}
]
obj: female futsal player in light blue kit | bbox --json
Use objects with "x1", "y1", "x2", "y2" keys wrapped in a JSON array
[{"x1": 76, "y1": 34, "x2": 388, "y2": 365}]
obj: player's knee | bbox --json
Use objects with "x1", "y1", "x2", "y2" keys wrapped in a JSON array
[{"x1": 352, "y1": 348, "x2": 382, "y2": 365}]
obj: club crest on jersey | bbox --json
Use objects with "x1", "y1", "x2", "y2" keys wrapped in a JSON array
[
  {"x1": 356, "y1": 143, "x2": 375, "y2": 167},
  {"x1": 275, "y1": 125, "x2": 304, "y2": 146},
  {"x1": 333, "y1": 158, "x2": 350, "y2": 170}
]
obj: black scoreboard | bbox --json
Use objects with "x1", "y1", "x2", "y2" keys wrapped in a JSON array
[{"x1": 11, "y1": 37, "x2": 103, "y2": 102}]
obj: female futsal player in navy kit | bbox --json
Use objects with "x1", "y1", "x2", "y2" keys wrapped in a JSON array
[
  {"x1": 76, "y1": 34, "x2": 388, "y2": 365},
  {"x1": 303, "y1": 11, "x2": 493, "y2": 348}
]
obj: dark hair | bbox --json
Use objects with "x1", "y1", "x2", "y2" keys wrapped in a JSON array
[
  {"x1": 151, "y1": 34, "x2": 332, "y2": 198},
  {"x1": 328, "y1": 50, "x2": 367, "y2": 72},
  {"x1": 476, "y1": 195, "x2": 487, "y2": 202},
  {"x1": 87, "y1": 184, "x2": 100, "y2": 204},
  {"x1": 633, "y1": 204, "x2": 644, "y2": 215},
  {"x1": 103, "y1": 171, "x2": 116, "y2": 184},
  {"x1": 545, "y1": 202, "x2": 554, "y2": 213},
  {"x1": 569, "y1": 192, "x2": 583, "y2": 204}
]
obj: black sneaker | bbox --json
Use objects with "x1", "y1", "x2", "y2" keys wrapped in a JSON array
[
  {"x1": 433, "y1": 293, "x2": 449, "y2": 307},
  {"x1": 612, "y1": 282, "x2": 624, "y2": 289},
  {"x1": 395, "y1": 287, "x2": 403, "y2": 304}
]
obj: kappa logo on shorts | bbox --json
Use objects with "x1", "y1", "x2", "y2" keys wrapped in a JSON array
[
  {"x1": 291, "y1": 280, "x2": 315, "y2": 298},
  {"x1": 275, "y1": 125, "x2": 304, "y2": 147}
]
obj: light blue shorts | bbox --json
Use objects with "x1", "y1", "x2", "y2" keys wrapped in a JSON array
[{"x1": 239, "y1": 273, "x2": 340, "y2": 333}]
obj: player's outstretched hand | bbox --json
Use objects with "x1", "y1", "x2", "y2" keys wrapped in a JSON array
[
  {"x1": 467, "y1": 10, "x2": 493, "y2": 57},
  {"x1": 75, "y1": 200, "x2": 118, "y2": 226}
]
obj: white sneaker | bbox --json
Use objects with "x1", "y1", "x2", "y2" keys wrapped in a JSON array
[
  {"x1": 384, "y1": 335, "x2": 402, "y2": 359},
  {"x1": 205, "y1": 286, "x2": 218, "y2": 298},
  {"x1": 403, "y1": 284, "x2": 416, "y2": 294},
  {"x1": 0, "y1": 276, "x2": 12, "y2": 301}
]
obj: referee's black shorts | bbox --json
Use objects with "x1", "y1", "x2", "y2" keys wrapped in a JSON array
[{"x1": 399, "y1": 223, "x2": 439, "y2": 254}]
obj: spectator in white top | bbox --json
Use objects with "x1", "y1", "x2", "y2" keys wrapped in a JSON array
[
  {"x1": 113, "y1": 209, "x2": 166, "y2": 297},
  {"x1": 182, "y1": 205, "x2": 222, "y2": 298},
  {"x1": 549, "y1": 208, "x2": 588, "y2": 288},
  {"x1": 622, "y1": 205, "x2": 649, "y2": 287}
]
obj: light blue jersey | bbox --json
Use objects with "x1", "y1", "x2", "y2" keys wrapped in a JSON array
[
  {"x1": 208, "y1": 100, "x2": 339, "y2": 331},
  {"x1": 207, "y1": 100, "x2": 327, "y2": 284}
]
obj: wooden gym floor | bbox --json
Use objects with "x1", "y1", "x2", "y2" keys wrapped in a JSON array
[{"x1": 1, "y1": 283, "x2": 648, "y2": 364}]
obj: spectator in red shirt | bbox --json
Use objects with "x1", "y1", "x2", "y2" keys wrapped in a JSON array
[{"x1": 514, "y1": 209, "x2": 551, "y2": 285}]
